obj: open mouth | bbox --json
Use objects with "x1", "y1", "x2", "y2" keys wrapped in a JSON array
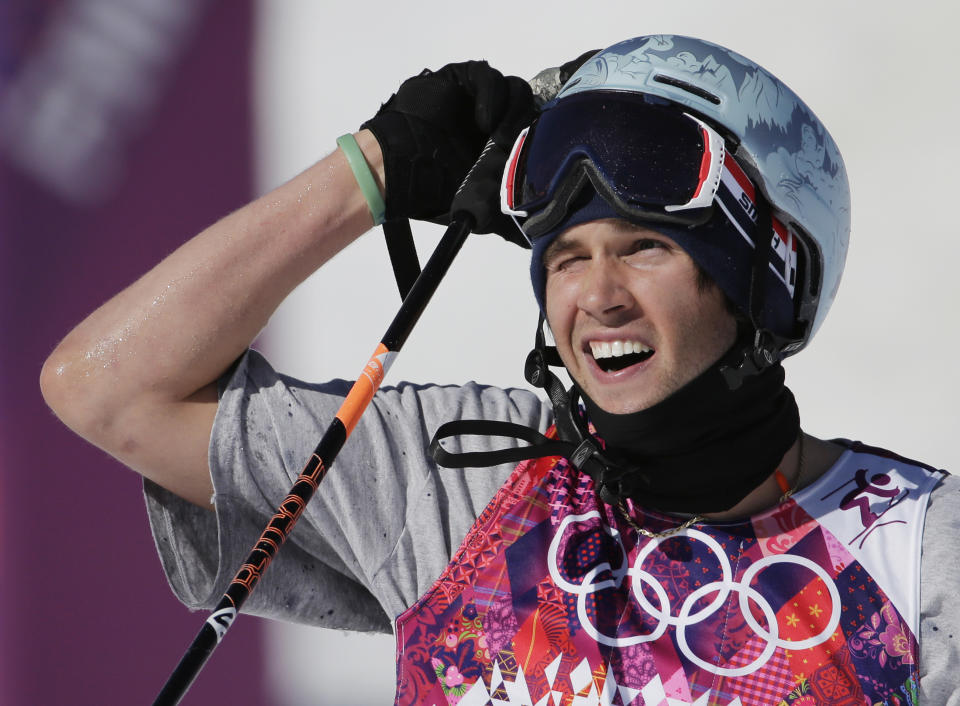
[{"x1": 589, "y1": 339, "x2": 654, "y2": 373}]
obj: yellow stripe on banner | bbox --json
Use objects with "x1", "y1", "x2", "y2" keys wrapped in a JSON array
[
  {"x1": 522, "y1": 607, "x2": 541, "y2": 671},
  {"x1": 336, "y1": 342, "x2": 391, "y2": 435}
]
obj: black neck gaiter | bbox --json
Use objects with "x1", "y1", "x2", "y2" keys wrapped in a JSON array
[{"x1": 576, "y1": 353, "x2": 800, "y2": 514}]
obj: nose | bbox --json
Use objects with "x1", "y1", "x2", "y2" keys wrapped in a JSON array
[{"x1": 576, "y1": 256, "x2": 638, "y2": 324}]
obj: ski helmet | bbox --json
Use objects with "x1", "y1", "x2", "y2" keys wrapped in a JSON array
[{"x1": 502, "y1": 35, "x2": 850, "y2": 359}]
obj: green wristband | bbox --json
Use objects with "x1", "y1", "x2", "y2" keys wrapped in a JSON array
[{"x1": 336, "y1": 133, "x2": 386, "y2": 226}]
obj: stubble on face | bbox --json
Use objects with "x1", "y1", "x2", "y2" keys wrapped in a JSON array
[{"x1": 544, "y1": 220, "x2": 737, "y2": 415}]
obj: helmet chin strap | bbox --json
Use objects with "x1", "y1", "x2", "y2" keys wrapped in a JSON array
[
  {"x1": 721, "y1": 192, "x2": 805, "y2": 389},
  {"x1": 523, "y1": 316, "x2": 576, "y2": 438},
  {"x1": 431, "y1": 312, "x2": 650, "y2": 506},
  {"x1": 522, "y1": 315, "x2": 649, "y2": 505}
]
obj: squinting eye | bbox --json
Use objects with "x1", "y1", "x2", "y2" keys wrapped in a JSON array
[
  {"x1": 623, "y1": 239, "x2": 668, "y2": 265},
  {"x1": 550, "y1": 256, "x2": 590, "y2": 274},
  {"x1": 634, "y1": 238, "x2": 667, "y2": 252}
]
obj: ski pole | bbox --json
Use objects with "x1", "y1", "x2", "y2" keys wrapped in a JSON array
[{"x1": 152, "y1": 213, "x2": 474, "y2": 706}]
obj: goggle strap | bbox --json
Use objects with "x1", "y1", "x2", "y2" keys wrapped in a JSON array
[
  {"x1": 749, "y1": 193, "x2": 773, "y2": 333},
  {"x1": 520, "y1": 160, "x2": 717, "y2": 242},
  {"x1": 521, "y1": 167, "x2": 594, "y2": 238}
]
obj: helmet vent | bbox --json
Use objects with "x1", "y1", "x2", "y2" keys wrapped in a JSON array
[{"x1": 652, "y1": 74, "x2": 721, "y2": 105}]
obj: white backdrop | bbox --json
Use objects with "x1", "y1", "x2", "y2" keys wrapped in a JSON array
[{"x1": 251, "y1": 2, "x2": 960, "y2": 702}]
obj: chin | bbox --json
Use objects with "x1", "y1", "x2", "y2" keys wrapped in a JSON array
[{"x1": 582, "y1": 387, "x2": 666, "y2": 415}]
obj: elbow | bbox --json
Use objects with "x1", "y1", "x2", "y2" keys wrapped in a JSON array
[
  {"x1": 40, "y1": 347, "x2": 83, "y2": 431},
  {"x1": 40, "y1": 349, "x2": 69, "y2": 419},
  {"x1": 40, "y1": 342, "x2": 155, "y2": 461},
  {"x1": 39, "y1": 344, "x2": 112, "y2": 440}
]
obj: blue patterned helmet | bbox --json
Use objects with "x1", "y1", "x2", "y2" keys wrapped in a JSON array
[{"x1": 507, "y1": 35, "x2": 850, "y2": 356}]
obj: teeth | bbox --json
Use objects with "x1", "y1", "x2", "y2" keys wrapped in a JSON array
[{"x1": 589, "y1": 340, "x2": 652, "y2": 359}]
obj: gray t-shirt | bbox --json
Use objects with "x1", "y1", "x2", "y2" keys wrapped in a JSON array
[{"x1": 145, "y1": 350, "x2": 960, "y2": 702}]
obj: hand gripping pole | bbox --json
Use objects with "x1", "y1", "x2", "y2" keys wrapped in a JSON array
[{"x1": 152, "y1": 214, "x2": 473, "y2": 706}]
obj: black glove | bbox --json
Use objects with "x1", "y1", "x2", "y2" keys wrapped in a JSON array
[
  {"x1": 362, "y1": 61, "x2": 535, "y2": 246},
  {"x1": 448, "y1": 50, "x2": 599, "y2": 240},
  {"x1": 449, "y1": 50, "x2": 601, "y2": 240}
]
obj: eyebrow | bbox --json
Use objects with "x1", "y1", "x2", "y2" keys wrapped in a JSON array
[
  {"x1": 542, "y1": 234, "x2": 581, "y2": 265},
  {"x1": 542, "y1": 221, "x2": 648, "y2": 264}
]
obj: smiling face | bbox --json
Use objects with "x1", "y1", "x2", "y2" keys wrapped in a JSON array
[{"x1": 543, "y1": 218, "x2": 738, "y2": 414}]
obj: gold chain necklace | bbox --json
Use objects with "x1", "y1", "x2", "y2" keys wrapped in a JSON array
[
  {"x1": 616, "y1": 434, "x2": 806, "y2": 539},
  {"x1": 616, "y1": 502, "x2": 702, "y2": 538}
]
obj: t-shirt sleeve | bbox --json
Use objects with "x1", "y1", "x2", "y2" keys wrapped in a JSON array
[
  {"x1": 918, "y1": 472, "x2": 960, "y2": 704},
  {"x1": 144, "y1": 349, "x2": 552, "y2": 633}
]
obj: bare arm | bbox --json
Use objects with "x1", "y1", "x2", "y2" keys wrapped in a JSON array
[{"x1": 40, "y1": 130, "x2": 385, "y2": 509}]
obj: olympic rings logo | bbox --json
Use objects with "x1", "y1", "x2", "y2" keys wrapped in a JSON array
[{"x1": 547, "y1": 512, "x2": 841, "y2": 677}]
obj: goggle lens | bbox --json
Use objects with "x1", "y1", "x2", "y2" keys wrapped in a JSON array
[{"x1": 501, "y1": 92, "x2": 725, "y2": 241}]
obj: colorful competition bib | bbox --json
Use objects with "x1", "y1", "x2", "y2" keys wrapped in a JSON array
[{"x1": 395, "y1": 442, "x2": 941, "y2": 705}]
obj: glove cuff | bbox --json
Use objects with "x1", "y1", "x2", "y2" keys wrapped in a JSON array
[{"x1": 362, "y1": 111, "x2": 455, "y2": 222}]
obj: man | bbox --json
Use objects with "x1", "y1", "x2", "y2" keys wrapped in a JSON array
[{"x1": 41, "y1": 36, "x2": 958, "y2": 704}]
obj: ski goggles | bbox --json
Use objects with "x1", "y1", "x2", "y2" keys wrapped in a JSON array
[{"x1": 500, "y1": 92, "x2": 726, "y2": 242}]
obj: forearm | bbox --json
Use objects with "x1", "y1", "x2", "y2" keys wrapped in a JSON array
[
  {"x1": 41, "y1": 57, "x2": 534, "y2": 506},
  {"x1": 41, "y1": 131, "x2": 384, "y2": 448}
]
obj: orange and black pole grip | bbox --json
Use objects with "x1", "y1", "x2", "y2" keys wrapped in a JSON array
[{"x1": 152, "y1": 214, "x2": 473, "y2": 706}]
